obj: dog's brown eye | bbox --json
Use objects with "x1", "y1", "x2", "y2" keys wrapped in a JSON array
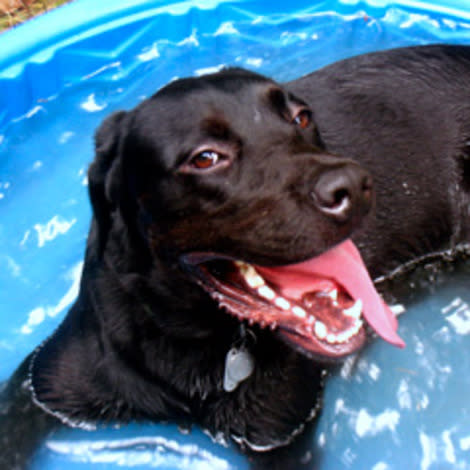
[
  {"x1": 191, "y1": 150, "x2": 220, "y2": 169},
  {"x1": 179, "y1": 146, "x2": 233, "y2": 174},
  {"x1": 293, "y1": 110, "x2": 312, "y2": 129}
]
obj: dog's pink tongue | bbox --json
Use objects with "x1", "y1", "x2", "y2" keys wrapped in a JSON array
[{"x1": 258, "y1": 240, "x2": 405, "y2": 348}]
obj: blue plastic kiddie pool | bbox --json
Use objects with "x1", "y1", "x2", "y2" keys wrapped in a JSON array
[{"x1": 1, "y1": 1, "x2": 470, "y2": 468}]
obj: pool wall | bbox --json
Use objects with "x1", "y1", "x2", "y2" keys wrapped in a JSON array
[{"x1": 1, "y1": 1, "x2": 470, "y2": 469}]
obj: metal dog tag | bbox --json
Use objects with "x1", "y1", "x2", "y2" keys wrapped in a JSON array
[{"x1": 223, "y1": 347, "x2": 255, "y2": 392}]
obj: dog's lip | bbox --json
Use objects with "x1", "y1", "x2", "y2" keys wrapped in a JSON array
[
  {"x1": 182, "y1": 251, "x2": 234, "y2": 265},
  {"x1": 180, "y1": 240, "x2": 404, "y2": 359}
]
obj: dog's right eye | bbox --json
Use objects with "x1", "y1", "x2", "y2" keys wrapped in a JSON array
[
  {"x1": 292, "y1": 109, "x2": 312, "y2": 129},
  {"x1": 178, "y1": 149, "x2": 231, "y2": 174},
  {"x1": 191, "y1": 150, "x2": 220, "y2": 169}
]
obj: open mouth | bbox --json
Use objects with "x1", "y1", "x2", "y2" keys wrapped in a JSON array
[{"x1": 183, "y1": 240, "x2": 405, "y2": 359}]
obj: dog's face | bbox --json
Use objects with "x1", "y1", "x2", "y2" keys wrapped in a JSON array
[
  {"x1": 91, "y1": 68, "x2": 400, "y2": 361},
  {"x1": 117, "y1": 69, "x2": 369, "y2": 260}
]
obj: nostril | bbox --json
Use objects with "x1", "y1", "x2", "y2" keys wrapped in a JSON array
[
  {"x1": 332, "y1": 188, "x2": 351, "y2": 209},
  {"x1": 311, "y1": 166, "x2": 372, "y2": 222},
  {"x1": 311, "y1": 173, "x2": 353, "y2": 216},
  {"x1": 314, "y1": 186, "x2": 352, "y2": 218}
]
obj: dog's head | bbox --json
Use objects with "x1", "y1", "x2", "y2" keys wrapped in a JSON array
[{"x1": 89, "y1": 68, "x2": 403, "y2": 359}]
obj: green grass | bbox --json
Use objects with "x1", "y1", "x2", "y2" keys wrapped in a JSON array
[{"x1": 1, "y1": 0, "x2": 72, "y2": 32}]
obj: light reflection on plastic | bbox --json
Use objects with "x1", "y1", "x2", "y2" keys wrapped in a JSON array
[
  {"x1": 178, "y1": 30, "x2": 200, "y2": 47},
  {"x1": 442, "y1": 297, "x2": 470, "y2": 335},
  {"x1": 354, "y1": 409, "x2": 400, "y2": 438},
  {"x1": 12, "y1": 105, "x2": 46, "y2": 123},
  {"x1": 4, "y1": 255, "x2": 21, "y2": 277},
  {"x1": 138, "y1": 44, "x2": 161, "y2": 62},
  {"x1": 58, "y1": 131, "x2": 75, "y2": 144},
  {"x1": 195, "y1": 65, "x2": 225, "y2": 76},
  {"x1": 46, "y1": 436, "x2": 235, "y2": 470},
  {"x1": 396, "y1": 379, "x2": 412, "y2": 410},
  {"x1": 81, "y1": 93, "x2": 108, "y2": 113},
  {"x1": 213, "y1": 21, "x2": 239, "y2": 36},
  {"x1": 243, "y1": 57, "x2": 263, "y2": 67},
  {"x1": 21, "y1": 261, "x2": 83, "y2": 334},
  {"x1": 418, "y1": 431, "x2": 461, "y2": 470},
  {"x1": 82, "y1": 62, "x2": 121, "y2": 81},
  {"x1": 33, "y1": 215, "x2": 76, "y2": 248}
]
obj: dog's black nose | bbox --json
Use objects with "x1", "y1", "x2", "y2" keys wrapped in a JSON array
[{"x1": 311, "y1": 165, "x2": 373, "y2": 223}]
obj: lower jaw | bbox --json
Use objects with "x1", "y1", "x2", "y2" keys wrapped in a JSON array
[
  {"x1": 277, "y1": 327, "x2": 367, "y2": 360},
  {"x1": 197, "y1": 278, "x2": 367, "y2": 359},
  {"x1": 181, "y1": 255, "x2": 369, "y2": 359}
]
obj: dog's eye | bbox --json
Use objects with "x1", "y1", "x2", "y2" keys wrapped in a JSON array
[
  {"x1": 292, "y1": 109, "x2": 312, "y2": 129},
  {"x1": 190, "y1": 150, "x2": 221, "y2": 169},
  {"x1": 179, "y1": 146, "x2": 234, "y2": 174}
]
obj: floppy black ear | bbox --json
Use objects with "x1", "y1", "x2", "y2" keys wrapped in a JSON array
[{"x1": 88, "y1": 111, "x2": 128, "y2": 259}]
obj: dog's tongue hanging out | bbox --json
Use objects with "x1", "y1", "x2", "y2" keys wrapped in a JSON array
[{"x1": 256, "y1": 240, "x2": 405, "y2": 351}]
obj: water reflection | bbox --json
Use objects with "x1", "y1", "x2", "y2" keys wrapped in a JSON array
[
  {"x1": 21, "y1": 262, "x2": 83, "y2": 335},
  {"x1": 34, "y1": 216, "x2": 77, "y2": 248},
  {"x1": 312, "y1": 246, "x2": 470, "y2": 469}
]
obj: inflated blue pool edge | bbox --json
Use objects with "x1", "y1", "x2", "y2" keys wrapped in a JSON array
[
  {"x1": 2, "y1": 0, "x2": 470, "y2": 72},
  {"x1": 2, "y1": 1, "x2": 470, "y2": 469},
  {"x1": 1, "y1": 0, "x2": 470, "y2": 132},
  {"x1": 2, "y1": 0, "x2": 470, "y2": 73}
]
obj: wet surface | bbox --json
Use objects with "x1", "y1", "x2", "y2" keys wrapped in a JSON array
[{"x1": 1, "y1": 1, "x2": 470, "y2": 468}]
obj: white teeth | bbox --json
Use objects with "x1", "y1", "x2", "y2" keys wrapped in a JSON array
[
  {"x1": 235, "y1": 260, "x2": 364, "y2": 345},
  {"x1": 328, "y1": 289, "x2": 338, "y2": 301},
  {"x1": 337, "y1": 332, "x2": 349, "y2": 343},
  {"x1": 275, "y1": 297, "x2": 290, "y2": 311},
  {"x1": 292, "y1": 306, "x2": 307, "y2": 318},
  {"x1": 353, "y1": 319, "x2": 364, "y2": 332},
  {"x1": 237, "y1": 262, "x2": 266, "y2": 289},
  {"x1": 245, "y1": 274, "x2": 265, "y2": 289},
  {"x1": 257, "y1": 285, "x2": 275, "y2": 300},
  {"x1": 326, "y1": 333, "x2": 337, "y2": 344},
  {"x1": 343, "y1": 299, "x2": 362, "y2": 319},
  {"x1": 314, "y1": 321, "x2": 327, "y2": 339}
]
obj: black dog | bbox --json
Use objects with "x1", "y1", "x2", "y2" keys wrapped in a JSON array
[{"x1": 1, "y1": 44, "x2": 470, "y2": 469}]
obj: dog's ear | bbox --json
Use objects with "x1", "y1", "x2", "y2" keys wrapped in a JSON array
[{"x1": 88, "y1": 111, "x2": 128, "y2": 259}]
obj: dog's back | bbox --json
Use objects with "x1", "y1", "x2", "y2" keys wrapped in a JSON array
[{"x1": 288, "y1": 44, "x2": 470, "y2": 276}]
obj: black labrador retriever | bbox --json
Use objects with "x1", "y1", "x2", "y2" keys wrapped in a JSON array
[{"x1": 1, "y1": 44, "x2": 470, "y2": 469}]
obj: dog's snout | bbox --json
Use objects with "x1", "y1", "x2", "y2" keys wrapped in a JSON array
[{"x1": 311, "y1": 165, "x2": 373, "y2": 223}]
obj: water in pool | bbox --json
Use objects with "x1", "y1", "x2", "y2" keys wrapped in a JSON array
[{"x1": 1, "y1": 1, "x2": 470, "y2": 468}]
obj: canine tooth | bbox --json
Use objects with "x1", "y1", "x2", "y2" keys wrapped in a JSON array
[
  {"x1": 343, "y1": 299, "x2": 362, "y2": 319},
  {"x1": 328, "y1": 289, "x2": 338, "y2": 301},
  {"x1": 353, "y1": 319, "x2": 364, "y2": 332},
  {"x1": 245, "y1": 273, "x2": 265, "y2": 289},
  {"x1": 275, "y1": 297, "x2": 290, "y2": 311},
  {"x1": 292, "y1": 306, "x2": 307, "y2": 318},
  {"x1": 314, "y1": 321, "x2": 327, "y2": 339},
  {"x1": 258, "y1": 286, "x2": 275, "y2": 300},
  {"x1": 237, "y1": 263, "x2": 265, "y2": 289}
]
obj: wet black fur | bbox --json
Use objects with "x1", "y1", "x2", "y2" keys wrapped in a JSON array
[{"x1": 1, "y1": 44, "x2": 470, "y2": 470}]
